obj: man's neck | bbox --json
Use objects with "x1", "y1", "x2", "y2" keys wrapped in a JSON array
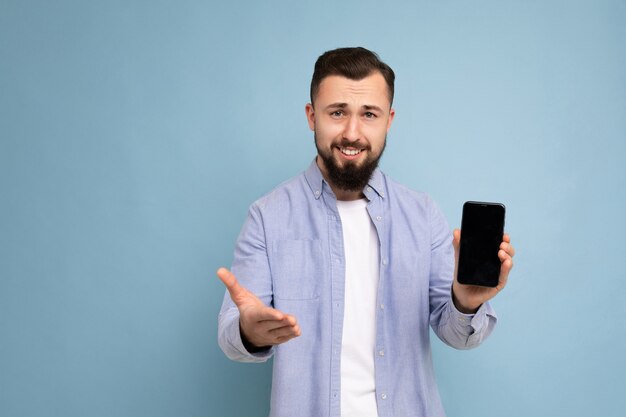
[{"x1": 333, "y1": 188, "x2": 365, "y2": 201}]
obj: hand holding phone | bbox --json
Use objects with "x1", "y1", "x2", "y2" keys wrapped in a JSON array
[{"x1": 457, "y1": 201, "x2": 506, "y2": 287}]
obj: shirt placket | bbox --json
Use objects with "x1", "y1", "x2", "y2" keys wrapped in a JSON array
[
  {"x1": 366, "y1": 191, "x2": 391, "y2": 416},
  {"x1": 323, "y1": 191, "x2": 345, "y2": 417}
]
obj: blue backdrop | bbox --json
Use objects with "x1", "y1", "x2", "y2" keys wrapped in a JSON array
[{"x1": 1, "y1": 1, "x2": 625, "y2": 416}]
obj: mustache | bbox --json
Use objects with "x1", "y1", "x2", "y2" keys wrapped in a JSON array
[{"x1": 336, "y1": 139, "x2": 370, "y2": 150}]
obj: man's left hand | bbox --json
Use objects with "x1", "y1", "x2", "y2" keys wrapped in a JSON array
[{"x1": 451, "y1": 229, "x2": 515, "y2": 314}]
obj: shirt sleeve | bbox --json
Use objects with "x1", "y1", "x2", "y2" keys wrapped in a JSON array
[
  {"x1": 426, "y1": 197, "x2": 498, "y2": 350},
  {"x1": 217, "y1": 203, "x2": 275, "y2": 362}
]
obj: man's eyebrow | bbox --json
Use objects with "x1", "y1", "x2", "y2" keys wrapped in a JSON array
[
  {"x1": 323, "y1": 103, "x2": 385, "y2": 112},
  {"x1": 363, "y1": 104, "x2": 384, "y2": 112},
  {"x1": 324, "y1": 102, "x2": 348, "y2": 110}
]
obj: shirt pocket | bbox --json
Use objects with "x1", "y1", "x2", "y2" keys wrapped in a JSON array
[{"x1": 270, "y1": 239, "x2": 322, "y2": 300}]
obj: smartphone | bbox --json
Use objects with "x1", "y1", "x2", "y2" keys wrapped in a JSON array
[{"x1": 457, "y1": 201, "x2": 506, "y2": 287}]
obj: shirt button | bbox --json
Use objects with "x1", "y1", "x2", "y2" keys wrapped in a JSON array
[
  {"x1": 382, "y1": 258, "x2": 388, "y2": 265},
  {"x1": 314, "y1": 190, "x2": 320, "y2": 196},
  {"x1": 380, "y1": 304, "x2": 385, "y2": 310},
  {"x1": 379, "y1": 350, "x2": 385, "y2": 356},
  {"x1": 367, "y1": 187, "x2": 373, "y2": 192},
  {"x1": 376, "y1": 216, "x2": 382, "y2": 221},
  {"x1": 381, "y1": 393, "x2": 387, "y2": 400}
]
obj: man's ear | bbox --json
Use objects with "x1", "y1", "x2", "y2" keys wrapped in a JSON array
[
  {"x1": 305, "y1": 103, "x2": 315, "y2": 131},
  {"x1": 386, "y1": 108, "x2": 395, "y2": 133}
]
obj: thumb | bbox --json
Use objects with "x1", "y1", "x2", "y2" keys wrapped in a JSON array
[{"x1": 216, "y1": 267, "x2": 256, "y2": 308}]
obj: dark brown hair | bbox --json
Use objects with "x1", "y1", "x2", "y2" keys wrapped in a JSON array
[{"x1": 310, "y1": 47, "x2": 395, "y2": 106}]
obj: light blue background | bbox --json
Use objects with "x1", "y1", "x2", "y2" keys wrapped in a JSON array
[{"x1": 1, "y1": 1, "x2": 625, "y2": 416}]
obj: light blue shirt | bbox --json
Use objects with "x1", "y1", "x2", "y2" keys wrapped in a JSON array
[{"x1": 218, "y1": 160, "x2": 497, "y2": 417}]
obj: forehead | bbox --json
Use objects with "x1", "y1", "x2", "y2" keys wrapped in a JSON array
[{"x1": 316, "y1": 73, "x2": 390, "y2": 107}]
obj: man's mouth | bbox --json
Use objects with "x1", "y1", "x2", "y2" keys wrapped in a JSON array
[{"x1": 339, "y1": 147, "x2": 363, "y2": 156}]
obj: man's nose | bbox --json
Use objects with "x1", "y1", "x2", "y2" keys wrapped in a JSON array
[{"x1": 342, "y1": 116, "x2": 362, "y2": 141}]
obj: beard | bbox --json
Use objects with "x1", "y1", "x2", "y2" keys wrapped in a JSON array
[{"x1": 315, "y1": 133, "x2": 386, "y2": 192}]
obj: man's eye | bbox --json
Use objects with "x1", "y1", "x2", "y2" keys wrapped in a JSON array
[
  {"x1": 364, "y1": 112, "x2": 377, "y2": 119},
  {"x1": 331, "y1": 111, "x2": 344, "y2": 118}
]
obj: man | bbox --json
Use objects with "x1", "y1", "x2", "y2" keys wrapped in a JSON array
[{"x1": 217, "y1": 47, "x2": 515, "y2": 417}]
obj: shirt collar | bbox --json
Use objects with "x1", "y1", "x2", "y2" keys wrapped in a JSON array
[{"x1": 304, "y1": 158, "x2": 386, "y2": 201}]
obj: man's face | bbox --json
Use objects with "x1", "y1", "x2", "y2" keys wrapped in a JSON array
[{"x1": 305, "y1": 73, "x2": 395, "y2": 194}]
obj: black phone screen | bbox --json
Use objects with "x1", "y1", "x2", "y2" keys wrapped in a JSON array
[{"x1": 457, "y1": 201, "x2": 506, "y2": 287}]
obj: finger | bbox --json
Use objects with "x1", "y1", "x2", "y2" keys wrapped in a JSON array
[
  {"x1": 216, "y1": 267, "x2": 238, "y2": 290},
  {"x1": 256, "y1": 316, "x2": 298, "y2": 339},
  {"x1": 498, "y1": 248, "x2": 513, "y2": 263},
  {"x1": 498, "y1": 246, "x2": 513, "y2": 271},
  {"x1": 260, "y1": 313, "x2": 298, "y2": 328},
  {"x1": 281, "y1": 314, "x2": 297, "y2": 326},
  {"x1": 275, "y1": 333, "x2": 300, "y2": 345},
  {"x1": 259, "y1": 319, "x2": 294, "y2": 333},
  {"x1": 452, "y1": 229, "x2": 461, "y2": 250},
  {"x1": 216, "y1": 267, "x2": 251, "y2": 307},
  {"x1": 245, "y1": 321, "x2": 300, "y2": 347},
  {"x1": 268, "y1": 323, "x2": 301, "y2": 339},
  {"x1": 503, "y1": 233, "x2": 511, "y2": 243},
  {"x1": 498, "y1": 271, "x2": 510, "y2": 289},
  {"x1": 271, "y1": 325, "x2": 302, "y2": 344},
  {"x1": 495, "y1": 276, "x2": 508, "y2": 292},
  {"x1": 500, "y1": 255, "x2": 514, "y2": 274},
  {"x1": 254, "y1": 307, "x2": 287, "y2": 323},
  {"x1": 497, "y1": 256, "x2": 513, "y2": 290},
  {"x1": 500, "y1": 242, "x2": 516, "y2": 257}
]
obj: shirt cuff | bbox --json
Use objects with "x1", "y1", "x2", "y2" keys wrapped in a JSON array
[
  {"x1": 450, "y1": 301, "x2": 497, "y2": 336},
  {"x1": 227, "y1": 317, "x2": 274, "y2": 361}
]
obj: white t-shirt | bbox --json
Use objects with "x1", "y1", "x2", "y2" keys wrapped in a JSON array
[{"x1": 336, "y1": 199, "x2": 380, "y2": 417}]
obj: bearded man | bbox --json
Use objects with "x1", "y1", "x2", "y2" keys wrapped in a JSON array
[{"x1": 217, "y1": 47, "x2": 515, "y2": 417}]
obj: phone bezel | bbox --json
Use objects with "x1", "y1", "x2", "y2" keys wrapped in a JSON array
[{"x1": 457, "y1": 201, "x2": 506, "y2": 288}]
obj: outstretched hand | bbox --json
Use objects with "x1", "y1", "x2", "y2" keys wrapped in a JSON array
[
  {"x1": 217, "y1": 267, "x2": 301, "y2": 350},
  {"x1": 451, "y1": 229, "x2": 515, "y2": 314}
]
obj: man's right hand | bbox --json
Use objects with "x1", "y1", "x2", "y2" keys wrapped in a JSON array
[{"x1": 217, "y1": 267, "x2": 301, "y2": 351}]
